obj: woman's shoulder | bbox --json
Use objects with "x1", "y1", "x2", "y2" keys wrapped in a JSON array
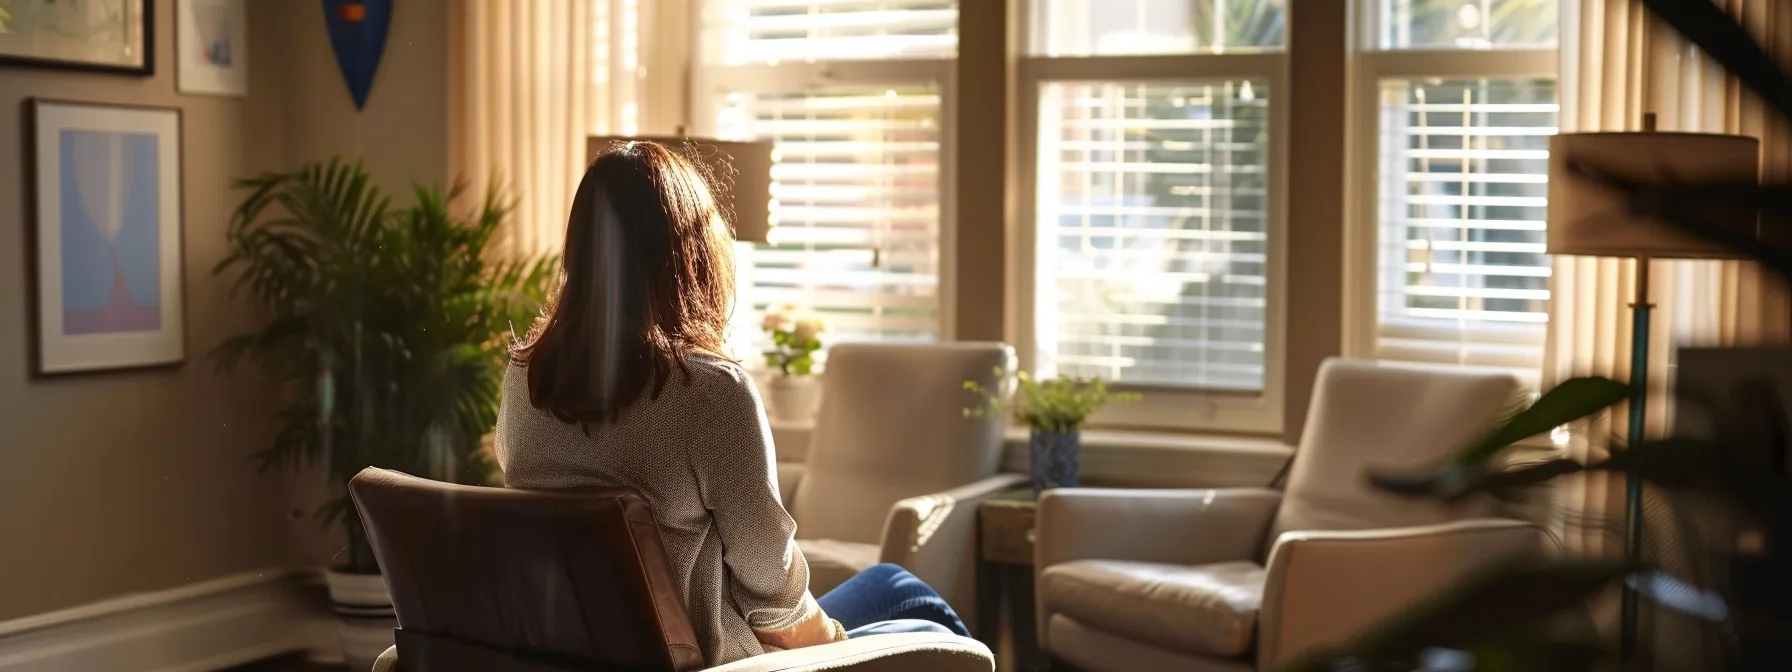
[
  {"x1": 680, "y1": 353, "x2": 758, "y2": 400},
  {"x1": 503, "y1": 353, "x2": 760, "y2": 410}
]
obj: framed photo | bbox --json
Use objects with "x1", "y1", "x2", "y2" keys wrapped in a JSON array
[
  {"x1": 25, "y1": 99, "x2": 185, "y2": 375},
  {"x1": 177, "y1": 0, "x2": 247, "y2": 96},
  {"x1": 0, "y1": 0, "x2": 152, "y2": 75}
]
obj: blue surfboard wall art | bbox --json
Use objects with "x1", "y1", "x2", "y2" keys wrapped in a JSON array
[{"x1": 323, "y1": 0, "x2": 393, "y2": 110}]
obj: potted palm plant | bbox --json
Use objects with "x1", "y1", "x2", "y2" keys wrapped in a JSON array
[
  {"x1": 965, "y1": 371, "x2": 1139, "y2": 494},
  {"x1": 212, "y1": 158, "x2": 553, "y2": 669}
]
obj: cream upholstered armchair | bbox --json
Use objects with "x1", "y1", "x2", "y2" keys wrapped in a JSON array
[
  {"x1": 781, "y1": 343, "x2": 1026, "y2": 631},
  {"x1": 1033, "y1": 358, "x2": 1554, "y2": 671}
]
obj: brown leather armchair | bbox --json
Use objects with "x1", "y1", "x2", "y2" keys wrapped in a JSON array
[{"x1": 349, "y1": 468, "x2": 994, "y2": 672}]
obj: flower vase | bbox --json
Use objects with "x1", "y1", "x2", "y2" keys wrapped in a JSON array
[
  {"x1": 767, "y1": 374, "x2": 820, "y2": 422},
  {"x1": 1029, "y1": 429, "x2": 1081, "y2": 494}
]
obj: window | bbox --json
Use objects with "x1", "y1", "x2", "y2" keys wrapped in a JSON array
[
  {"x1": 1020, "y1": 0, "x2": 1288, "y2": 432},
  {"x1": 695, "y1": 1, "x2": 956, "y2": 349},
  {"x1": 1351, "y1": 1, "x2": 1559, "y2": 389}
]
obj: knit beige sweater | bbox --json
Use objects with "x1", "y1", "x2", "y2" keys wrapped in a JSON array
[{"x1": 495, "y1": 355, "x2": 819, "y2": 666}]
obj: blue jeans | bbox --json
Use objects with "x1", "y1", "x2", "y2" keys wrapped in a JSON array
[{"x1": 815, "y1": 563, "x2": 970, "y2": 638}]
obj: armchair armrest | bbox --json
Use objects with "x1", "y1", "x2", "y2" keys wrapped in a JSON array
[
  {"x1": 877, "y1": 472, "x2": 1029, "y2": 630},
  {"x1": 777, "y1": 462, "x2": 806, "y2": 511},
  {"x1": 1033, "y1": 487, "x2": 1283, "y2": 570},
  {"x1": 710, "y1": 632, "x2": 994, "y2": 672},
  {"x1": 374, "y1": 635, "x2": 994, "y2": 672},
  {"x1": 1256, "y1": 518, "x2": 1549, "y2": 669}
]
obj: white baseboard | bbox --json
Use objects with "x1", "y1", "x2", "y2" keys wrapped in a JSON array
[{"x1": 0, "y1": 569, "x2": 322, "y2": 672}]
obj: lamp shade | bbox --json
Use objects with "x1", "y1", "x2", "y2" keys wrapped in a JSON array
[
  {"x1": 587, "y1": 135, "x2": 776, "y2": 243},
  {"x1": 1547, "y1": 131, "x2": 1760, "y2": 259}
]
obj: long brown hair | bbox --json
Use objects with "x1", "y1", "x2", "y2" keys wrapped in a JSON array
[{"x1": 513, "y1": 141, "x2": 737, "y2": 425}]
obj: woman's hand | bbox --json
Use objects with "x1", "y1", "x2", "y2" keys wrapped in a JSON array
[{"x1": 752, "y1": 605, "x2": 848, "y2": 651}]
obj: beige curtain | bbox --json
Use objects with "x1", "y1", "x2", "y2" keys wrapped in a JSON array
[{"x1": 451, "y1": 0, "x2": 645, "y2": 255}]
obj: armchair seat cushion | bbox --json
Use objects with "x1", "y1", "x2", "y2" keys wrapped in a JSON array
[
  {"x1": 1040, "y1": 559, "x2": 1266, "y2": 657},
  {"x1": 1046, "y1": 615, "x2": 1250, "y2": 672},
  {"x1": 798, "y1": 538, "x2": 881, "y2": 595}
]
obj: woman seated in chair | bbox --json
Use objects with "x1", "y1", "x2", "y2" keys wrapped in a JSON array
[{"x1": 497, "y1": 141, "x2": 970, "y2": 667}]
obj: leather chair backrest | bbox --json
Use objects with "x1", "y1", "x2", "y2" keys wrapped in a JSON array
[
  {"x1": 350, "y1": 467, "x2": 705, "y2": 672},
  {"x1": 1268, "y1": 358, "x2": 1522, "y2": 552},
  {"x1": 791, "y1": 343, "x2": 1013, "y2": 544}
]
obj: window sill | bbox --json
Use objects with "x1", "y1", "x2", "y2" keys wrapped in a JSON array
[
  {"x1": 1004, "y1": 428, "x2": 1293, "y2": 488},
  {"x1": 769, "y1": 419, "x2": 1293, "y2": 490}
]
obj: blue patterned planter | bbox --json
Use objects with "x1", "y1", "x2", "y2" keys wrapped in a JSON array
[{"x1": 1030, "y1": 430, "x2": 1081, "y2": 494}]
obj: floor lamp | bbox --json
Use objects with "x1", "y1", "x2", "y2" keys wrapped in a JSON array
[
  {"x1": 1547, "y1": 115, "x2": 1761, "y2": 663},
  {"x1": 586, "y1": 135, "x2": 777, "y2": 244}
]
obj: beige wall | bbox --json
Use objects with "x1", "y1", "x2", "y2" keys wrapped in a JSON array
[
  {"x1": 0, "y1": 1, "x2": 293, "y2": 621},
  {"x1": 277, "y1": 1, "x2": 451, "y2": 196},
  {"x1": 0, "y1": 1, "x2": 455, "y2": 621}
]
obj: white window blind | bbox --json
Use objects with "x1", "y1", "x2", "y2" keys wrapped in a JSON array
[
  {"x1": 706, "y1": 0, "x2": 958, "y2": 64},
  {"x1": 699, "y1": 1, "x2": 955, "y2": 348},
  {"x1": 1360, "y1": 1, "x2": 1559, "y2": 386},
  {"x1": 1020, "y1": 0, "x2": 1287, "y2": 432},
  {"x1": 718, "y1": 86, "x2": 942, "y2": 344},
  {"x1": 1036, "y1": 80, "x2": 1272, "y2": 391},
  {"x1": 1374, "y1": 78, "x2": 1557, "y2": 383}
]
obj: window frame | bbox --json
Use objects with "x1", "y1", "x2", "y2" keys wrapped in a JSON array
[
  {"x1": 688, "y1": 34, "x2": 963, "y2": 343},
  {"x1": 1013, "y1": 10, "x2": 1291, "y2": 434},
  {"x1": 1343, "y1": 41, "x2": 1559, "y2": 385}
]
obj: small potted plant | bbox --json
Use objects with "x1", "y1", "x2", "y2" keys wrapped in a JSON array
[
  {"x1": 965, "y1": 371, "x2": 1139, "y2": 494},
  {"x1": 762, "y1": 304, "x2": 826, "y2": 421}
]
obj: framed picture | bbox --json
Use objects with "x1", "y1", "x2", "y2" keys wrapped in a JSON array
[
  {"x1": 177, "y1": 0, "x2": 246, "y2": 96},
  {"x1": 0, "y1": 0, "x2": 152, "y2": 75},
  {"x1": 25, "y1": 99, "x2": 185, "y2": 375}
]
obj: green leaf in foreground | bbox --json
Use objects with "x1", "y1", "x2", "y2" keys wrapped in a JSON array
[{"x1": 1460, "y1": 377, "x2": 1631, "y2": 462}]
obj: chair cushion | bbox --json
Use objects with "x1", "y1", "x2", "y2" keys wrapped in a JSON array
[
  {"x1": 798, "y1": 539, "x2": 881, "y2": 596},
  {"x1": 1040, "y1": 559, "x2": 1266, "y2": 657},
  {"x1": 1046, "y1": 615, "x2": 1253, "y2": 672}
]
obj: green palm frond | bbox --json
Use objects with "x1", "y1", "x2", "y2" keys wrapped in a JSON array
[{"x1": 215, "y1": 157, "x2": 553, "y2": 572}]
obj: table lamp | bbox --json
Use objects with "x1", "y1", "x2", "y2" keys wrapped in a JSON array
[
  {"x1": 1546, "y1": 113, "x2": 1761, "y2": 661},
  {"x1": 586, "y1": 134, "x2": 776, "y2": 243}
]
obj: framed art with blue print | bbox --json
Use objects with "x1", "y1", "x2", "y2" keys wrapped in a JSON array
[{"x1": 25, "y1": 99, "x2": 185, "y2": 375}]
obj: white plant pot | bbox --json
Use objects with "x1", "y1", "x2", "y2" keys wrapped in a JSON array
[
  {"x1": 325, "y1": 569, "x2": 396, "y2": 671},
  {"x1": 766, "y1": 374, "x2": 821, "y2": 422}
]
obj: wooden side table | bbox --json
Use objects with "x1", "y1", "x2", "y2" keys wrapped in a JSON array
[{"x1": 978, "y1": 488, "x2": 1047, "y2": 671}]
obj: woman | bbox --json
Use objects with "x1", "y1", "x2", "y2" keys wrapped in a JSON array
[{"x1": 496, "y1": 141, "x2": 969, "y2": 667}]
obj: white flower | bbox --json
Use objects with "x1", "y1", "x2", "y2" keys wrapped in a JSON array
[
  {"x1": 761, "y1": 311, "x2": 794, "y2": 333},
  {"x1": 791, "y1": 315, "x2": 827, "y2": 342}
]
